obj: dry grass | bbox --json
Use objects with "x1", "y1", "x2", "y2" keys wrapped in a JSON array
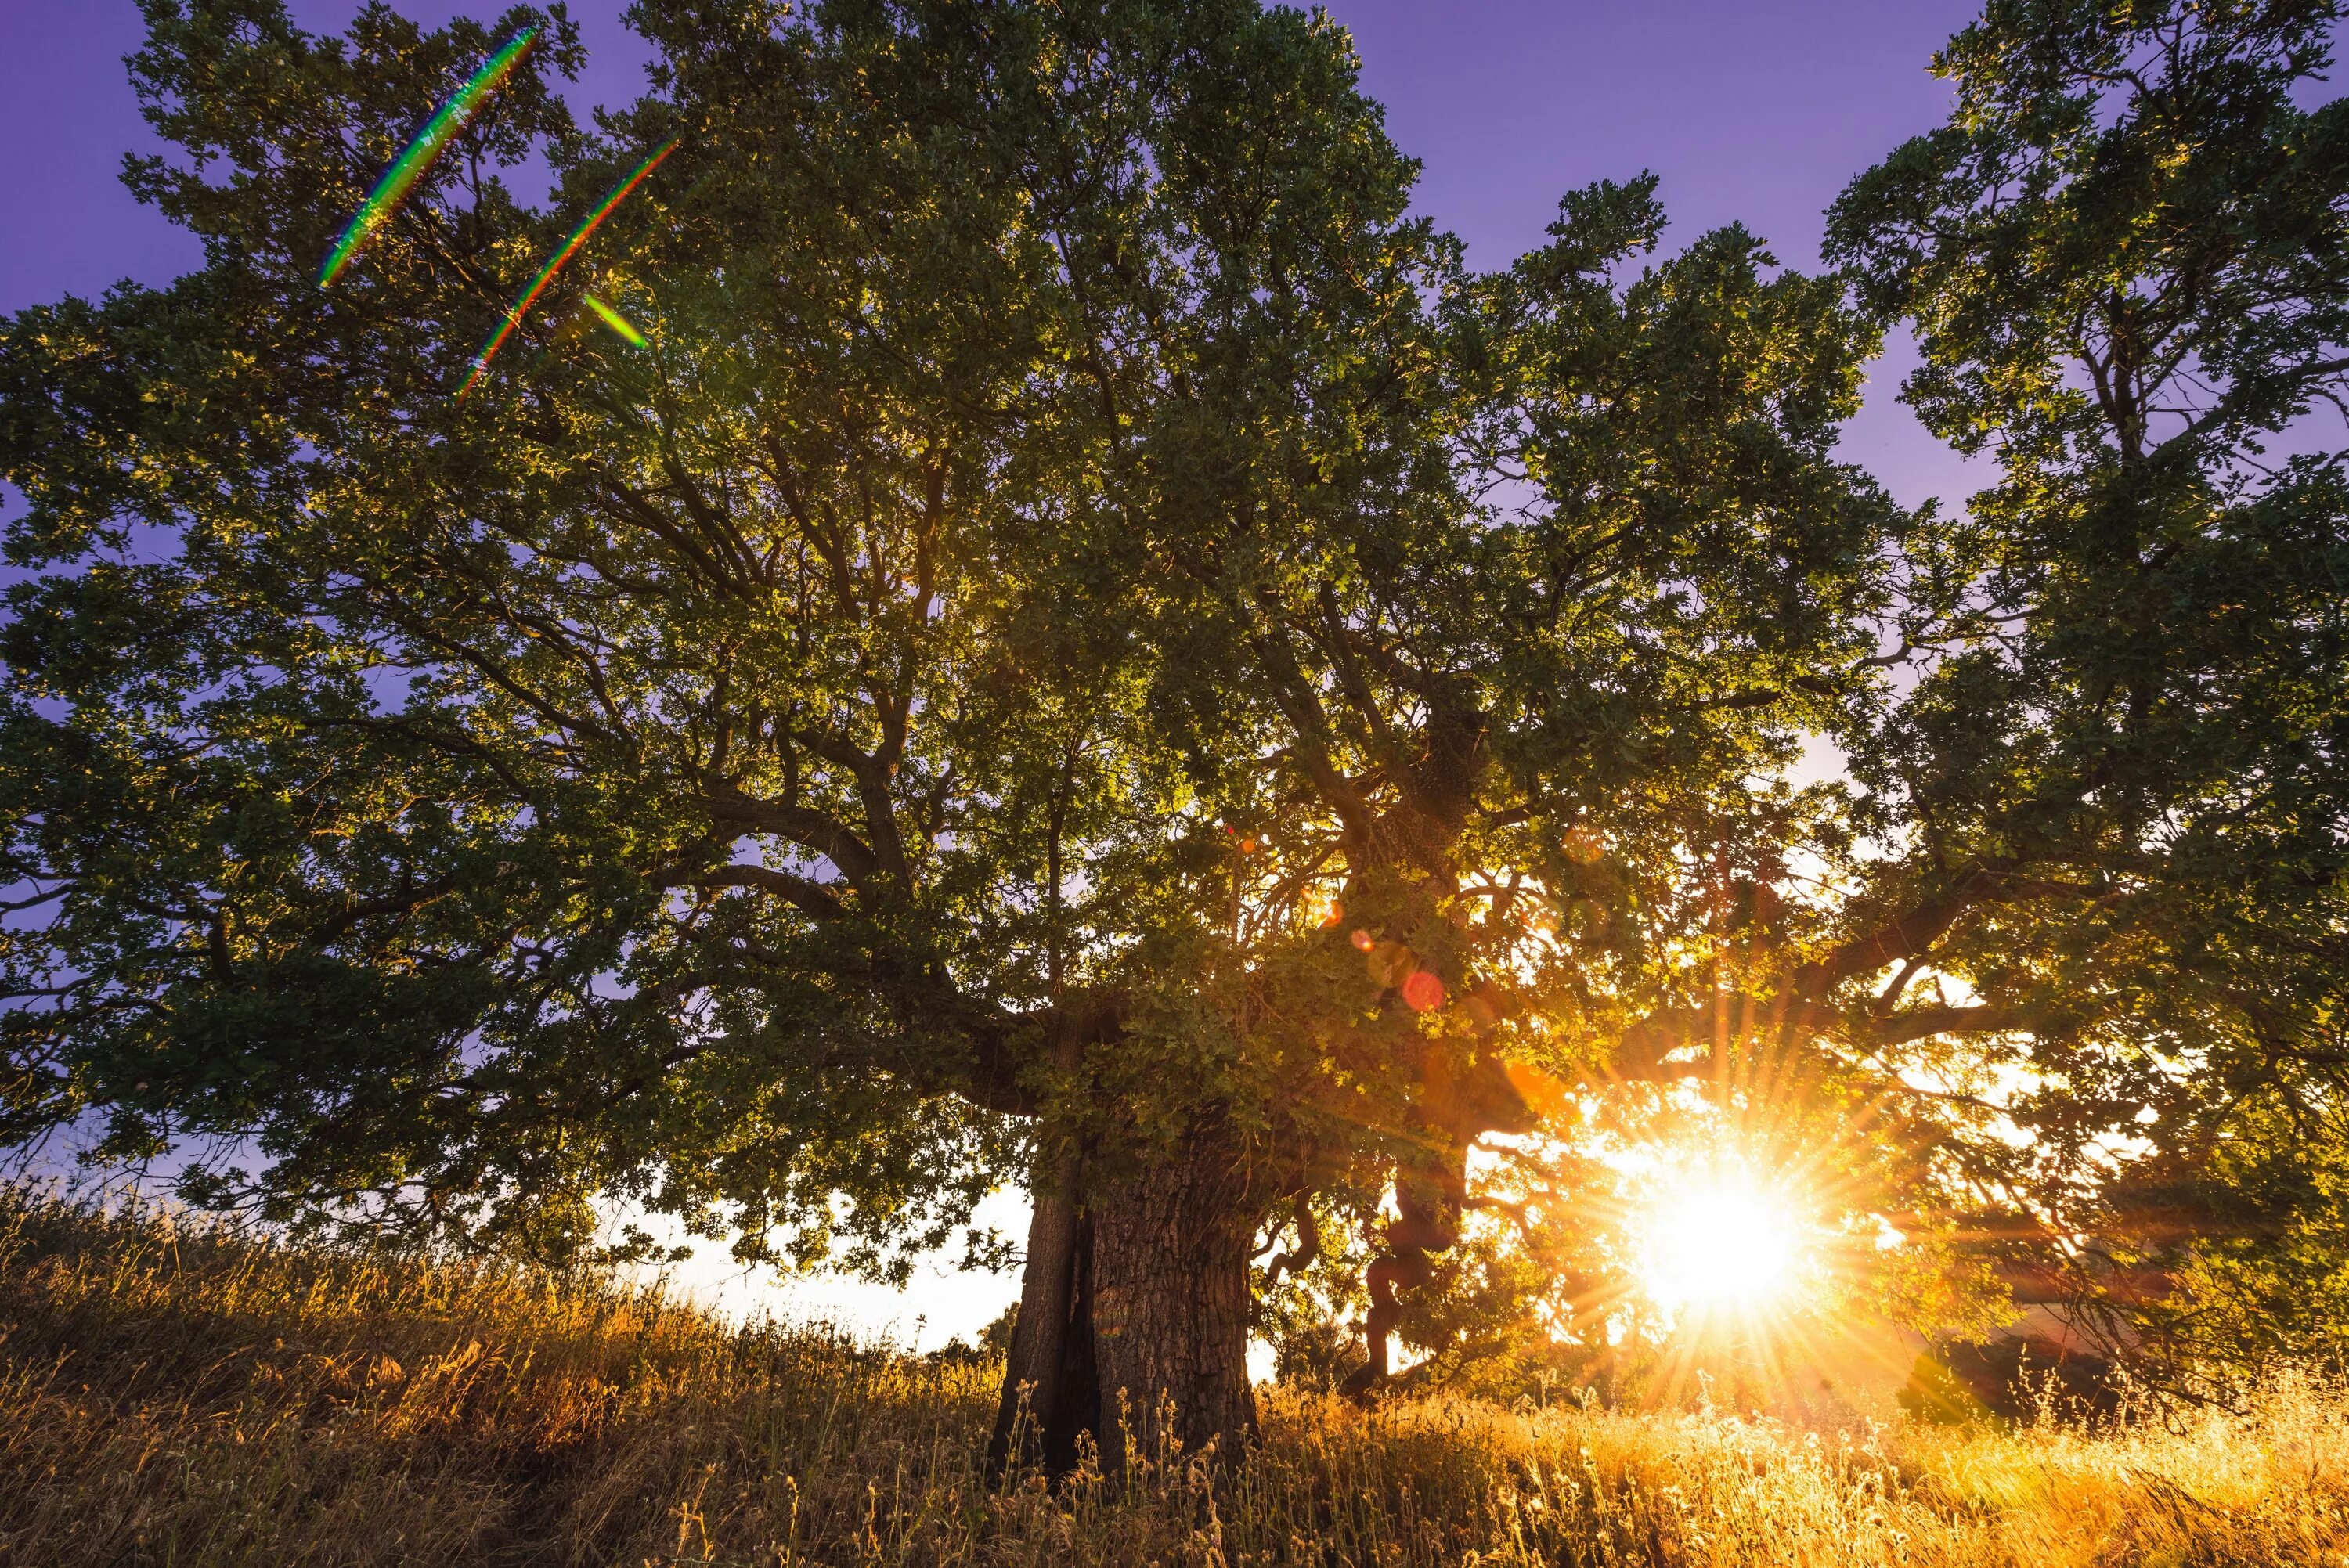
[{"x1": 2, "y1": 1188, "x2": 2344, "y2": 1567}]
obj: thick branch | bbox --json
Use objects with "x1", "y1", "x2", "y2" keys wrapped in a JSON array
[
  {"x1": 673, "y1": 864, "x2": 846, "y2": 921},
  {"x1": 702, "y1": 787, "x2": 882, "y2": 894}
]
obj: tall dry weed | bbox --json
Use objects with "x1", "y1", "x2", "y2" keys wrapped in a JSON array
[{"x1": 1, "y1": 1188, "x2": 2343, "y2": 1566}]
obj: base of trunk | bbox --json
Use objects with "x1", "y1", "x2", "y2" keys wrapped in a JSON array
[
  {"x1": 987, "y1": 1185, "x2": 1100, "y2": 1478},
  {"x1": 990, "y1": 1129, "x2": 1258, "y2": 1476}
]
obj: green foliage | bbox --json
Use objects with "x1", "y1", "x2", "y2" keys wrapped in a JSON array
[
  {"x1": 0, "y1": 0, "x2": 1932, "y2": 1362},
  {"x1": 17, "y1": 0, "x2": 2346, "y2": 1400},
  {"x1": 1826, "y1": 0, "x2": 2349, "y2": 1379}
]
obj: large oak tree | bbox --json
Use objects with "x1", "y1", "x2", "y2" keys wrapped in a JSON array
[{"x1": 2, "y1": 0, "x2": 1916, "y2": 1463}]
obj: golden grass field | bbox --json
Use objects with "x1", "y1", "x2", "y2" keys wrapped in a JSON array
[{"x1": 3, "y1": 1188, "x2": 2344, "y2": 1567}]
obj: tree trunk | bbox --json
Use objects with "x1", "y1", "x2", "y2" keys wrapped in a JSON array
[
  {"x1": 989, "y1": 1124, "x2": 1259, "y2": 1476},
  {"x1": 987, "y1": 1170, "x2": 1099, "y2": 1477},
  {"x1": 1088, "y1": 1126, "x2": 1259, "y2": 1470}
]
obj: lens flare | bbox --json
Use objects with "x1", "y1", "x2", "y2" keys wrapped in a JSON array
[
  {"x1": 1401, "y1": 969, "x2": 1445, "y2": 1012},
  {"x1": 582, "y1": 294, "x2": 647, "y2": 347},
  {"x1": 460, "y1": 138, "x2": 680, "y2": 398},
  {"x1": 318, "y1": 28, "x2": 538, "y2": 287},
  {"x1": 1502, "y1": 1057, "x2": 1565, "y2": 1112},
  {"x1": 1366, "y1": 941, "x2": 1415, "y2": 988}
]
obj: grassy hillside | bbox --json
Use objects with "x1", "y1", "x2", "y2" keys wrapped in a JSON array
[{"x1": 2, "y1": 1189, "x2": 2344, "y2": 1566}]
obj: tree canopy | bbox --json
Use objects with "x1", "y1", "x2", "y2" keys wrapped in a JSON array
[
  {"x1": 2, "y1": 0, "x2": 2345, "y2": 1462},
  {"x1": 1828, "y1": 0, "x2": 2349, "y2": 1382}
]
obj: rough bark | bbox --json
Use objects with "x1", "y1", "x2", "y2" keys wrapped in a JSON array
[
  {"x1": 990, "y1": 1122, "x2": 1261, "y2": 1476},
  {"x1": 1088, "y1": 1126, "x2": 1260, "y2": 1470},
  {"x1": 987, "y1": 1173, "x2": 1099, "y2": 1477}
]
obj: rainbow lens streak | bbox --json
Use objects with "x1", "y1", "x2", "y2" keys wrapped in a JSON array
[
  {"x1": 318, "y1": 27, "x2": 538, "y2": 287},
  {"x1": 583, "y1": 294, "x2": 648, "y2": 348},
  {"x1": 460, "y1": 138, "x2": 679, "y2": 398}
]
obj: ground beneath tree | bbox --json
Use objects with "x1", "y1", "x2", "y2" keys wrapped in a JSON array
[{"x1": 2, "y1": 1189, "x2": 2341, "y2": 1567}]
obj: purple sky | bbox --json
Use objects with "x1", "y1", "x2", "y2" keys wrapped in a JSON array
[{"x1": 0, "y1": 0, "x2": 1983, "y2": 504}]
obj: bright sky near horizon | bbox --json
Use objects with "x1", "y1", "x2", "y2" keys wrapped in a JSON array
[{"x1": 0, "y1": 0, "x2": 1994, "y2": 1350}]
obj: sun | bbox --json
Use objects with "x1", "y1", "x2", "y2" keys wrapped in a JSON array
[{"x1": 1644, "y1": 1181, "x2": 1802, "y2": 1314}]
